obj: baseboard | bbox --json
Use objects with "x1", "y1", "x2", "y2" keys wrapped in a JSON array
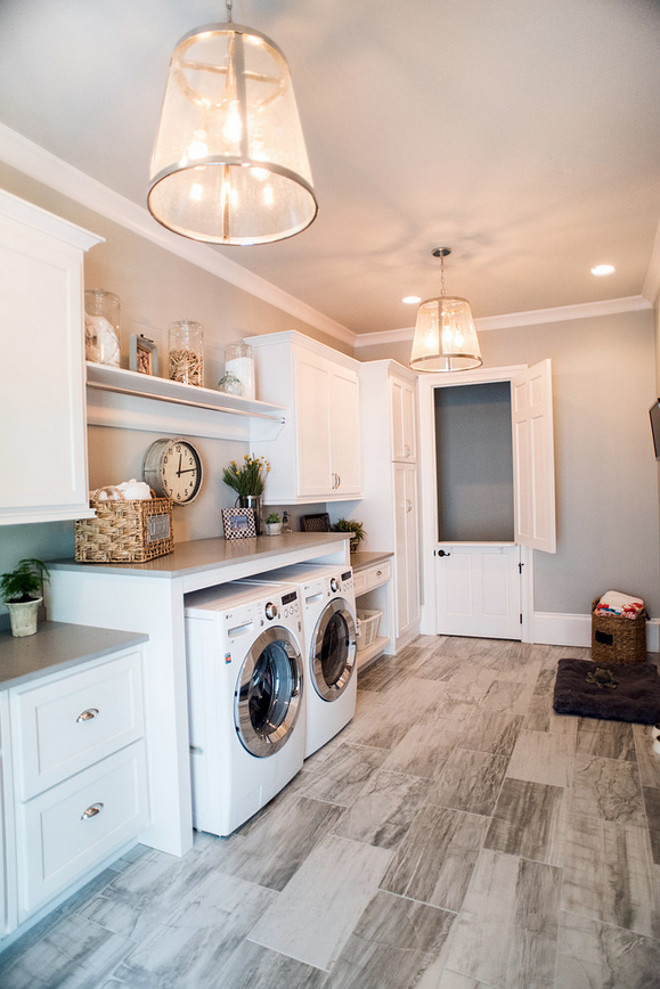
[{"x1": 534, "y1": 612, "x2": 660, "y2": 652}]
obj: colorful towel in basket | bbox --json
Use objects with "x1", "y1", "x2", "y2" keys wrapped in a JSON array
[{"x1": 594, "y1": 590, "x2": 645, "y2": 620}]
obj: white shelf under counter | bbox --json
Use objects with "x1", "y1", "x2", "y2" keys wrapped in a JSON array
[{"x1": 86, "y1": 362, "x2": 287, "y2": 442}]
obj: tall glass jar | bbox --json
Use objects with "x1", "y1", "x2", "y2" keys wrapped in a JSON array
[
  {"x1": 84, "y1": 289, "x2": 121, "y2": 366},
  {"x1": 168, "y1": 320, "x2": 204, "y2": 386},
  {"x1": 224, "y1": 341, "x2": 255, "y2": 399}
]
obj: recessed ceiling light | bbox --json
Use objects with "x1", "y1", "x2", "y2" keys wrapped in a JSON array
[
  {"x1": 591, "y1": 263, "x2": 615, "y2": 276},
  {"x1": 402, "y1": 295, "x2": 421, "y2": 304}
]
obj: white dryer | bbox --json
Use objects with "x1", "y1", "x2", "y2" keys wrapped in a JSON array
[
  {"x1": 241, "y1": 564, "x2": 357, "y2": 757},
  {"x1": 184, "y1": 580, "x2": 305, "y2": 837}
]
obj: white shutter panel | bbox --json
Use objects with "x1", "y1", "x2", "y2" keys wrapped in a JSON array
[{"x1": 512, "y1": 359, "x2": 556, "y2": 553}]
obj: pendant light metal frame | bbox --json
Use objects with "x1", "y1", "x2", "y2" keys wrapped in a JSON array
[
  {"x1": 148, "y1": 1, "x2": 318, "y2": 246},
  {"x1": 409, "y1": 248, "x2": 483, "y2": 373}
]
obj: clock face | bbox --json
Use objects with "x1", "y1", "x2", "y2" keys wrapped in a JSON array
[{"x1": 144, "y1": 438, "x2": 203, "y2": 504}]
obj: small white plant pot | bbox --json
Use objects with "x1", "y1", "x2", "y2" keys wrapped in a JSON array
[
  {"x1": 265, "y1": 522, "x2": 282, "y2": 536},
  {"x1": 6, "y1": 597, "x2": 42, "y2": 637}
]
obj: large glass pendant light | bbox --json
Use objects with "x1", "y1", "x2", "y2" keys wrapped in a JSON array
[
  {"x1": 148, "y1": 0, "x2": 318, "y2": 245},
  {"x1": 409, "y1": 248, "x2": 483, "y2": 372}
]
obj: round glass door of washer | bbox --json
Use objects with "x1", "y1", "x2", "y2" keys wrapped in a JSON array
[
  {"x1": 312, "y1": 599, "x2": 357, "y2": 701},
  {"x1": 235, "y1": 627, "x2": 303, "y2": 757}
]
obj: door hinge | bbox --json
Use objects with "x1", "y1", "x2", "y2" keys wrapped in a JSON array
[
  {"x1": 520, "y1": 613, "x2": 523, "y2": 624},
  {"x1": 518, "y1": 562, "x2": 524, "y2": 574}
]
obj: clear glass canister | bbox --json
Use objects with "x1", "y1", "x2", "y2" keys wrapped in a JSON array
[
  {"x1": 224, "y1": 341, "x2": 255, "y2": 399},
  {"x1": 84, "y1": 289, "x2": 121, "y2": 366},
  {"x1": 168, "y1": 320, "x2": 204, "y2": 386}
]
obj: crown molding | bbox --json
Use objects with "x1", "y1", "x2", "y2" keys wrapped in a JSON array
[
  {"x1": 353, "y1": 295, "x2": 652, "y2": 348},
  {"x1": 0, "y1": 123, "x2": 356, "y2": 347},
  {"x1": 642, "y1": 215, "x2": 660, "y2": 307}
]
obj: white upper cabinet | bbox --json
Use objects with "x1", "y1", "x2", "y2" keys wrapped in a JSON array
[
  {"x1": 0, "y1": 191, "x2": 102, "y2": 525},
  {"x1": 390, "y1": 374, "x2": 417, "y2": 462},
  {"x1": 249, "y1": 331, "x2": 362, "y2": 503},
  {"x1": 512, "y1": 359, "x2": 556, "y2": 553}
]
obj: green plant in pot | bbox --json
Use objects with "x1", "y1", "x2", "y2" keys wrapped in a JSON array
[
  {"x1": 331, "y1": 518, "x2": 366, "y2": 554},
  {"x1": 265, "y1": 512, "x2": 282, "y2": 536},
  {"x1": 222, "y1": 454, "x2": 270, "y2": 533},
  {"x1": 0, "y1": 558, "x2": 50, "y2": 637}
]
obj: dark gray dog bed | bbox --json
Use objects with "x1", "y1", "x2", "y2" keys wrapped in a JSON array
[{"x1": 553, "y1": 658, "x2": 660, "y2": 724}]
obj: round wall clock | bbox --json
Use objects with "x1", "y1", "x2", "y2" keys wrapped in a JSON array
[{"x1": 143, "y1": 437, "x2": 203, "y2": 504}]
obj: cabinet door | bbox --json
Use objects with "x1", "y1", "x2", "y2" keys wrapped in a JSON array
[
  {"x1": 394, "y1": 463, "x2": 420, "y2": 637},
  {"x1": 330, "y1": 365, "x2": 362, "y2": 496},
  {"x1": 294, "y1": 352, "x2": 333, "y2": 497},
  {"x1": 0, "y1": 195, "x2": 100, "y2": 525},
  {"x1": 391, "y1": 377, "x2": 416, "y2": 462}
]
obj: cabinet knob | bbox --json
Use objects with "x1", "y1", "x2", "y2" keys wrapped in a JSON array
[
  {"x1": 81, "y1": 802, "x2": 104, "y2": 821},
  {"x1": 76, "y1": 707, "x2": 99, "y2": 723}
]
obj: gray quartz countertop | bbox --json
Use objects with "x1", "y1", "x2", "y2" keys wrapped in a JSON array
[
  {"x1": 350, "y1": 550, "x2": 394, "y2": 572},
  {"x1": 51, "y1": 532, "x2": 349, "y2": 579},
  {"x1": 0, "y1": 622, "x2": 148, "y2": 690}
]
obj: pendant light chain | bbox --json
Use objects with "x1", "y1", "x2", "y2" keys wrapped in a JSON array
[
  {"x1": 225, "y1": 0, "x2": 233, "y2": 23},
  {"x1": 440, "y1": 250, "x2": 447, "y2": 298}
]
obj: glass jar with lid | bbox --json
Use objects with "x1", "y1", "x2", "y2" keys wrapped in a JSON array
[
  {"x1": 84, "y1": 289, "x2": 121, "y2": 366},
  {"x1": 224, "y1": 341, "x2": 255, "y2": 399},
  {"x1": 168, "y1": 320, "x2": 204, "y2": 386}
]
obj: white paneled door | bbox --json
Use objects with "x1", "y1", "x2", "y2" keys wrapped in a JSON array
[{"x1": 434, "y1": 544, "x2": 522, "y2": 639}]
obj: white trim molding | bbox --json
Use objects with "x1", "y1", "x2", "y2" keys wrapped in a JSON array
[
  {"x1": 354, "y1": 295, "x2": 652, "y2": 348},
  {"x1": 534, "y1": 611, "x2": 660, "y2": 653},
  {"x1": 0, "y1": 123, "x2": 356, "y2": 347}
]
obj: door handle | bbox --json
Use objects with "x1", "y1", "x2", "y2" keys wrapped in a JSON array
[{"x1": 436, "y1": 549, "x2": 451, "y2": 557}]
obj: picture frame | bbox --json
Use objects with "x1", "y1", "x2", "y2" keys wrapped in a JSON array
[
  {"x1": 129, "y1": 333, "x2": 159, "y2": 376},
  {"x1": 221, "y1": 507, "x2": 257, "y2": 540}
]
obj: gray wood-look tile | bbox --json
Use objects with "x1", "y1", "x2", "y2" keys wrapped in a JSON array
[
  {"x1": 427, "y1": 972, "x2": 493, "y2": 989},
  {"x1": 380, "y1": 805, "x2": 488, "y2": 912},
  {"x1": 332, "y1": 769, "x2": 429, "y2": 848},
  {"x1": 325, "y1": 889, "x2": 455, "y2": 989},
  {"x1": 642, "y1": 786, "x2": 660, "y2": 865},
  {"x1": 570, "y1": 752, "x2": 646, "y2": 826},
  {"x1": 247, "y1": 834, "x2": 392, "y2": 971},
  {"x1": 381, "y1": 724, "x2": 458, "y2": 778},
  {"x1": 298, "y1": 742, "x2": 389, "y2": 806},
  {"x1": 207, "y1": 939, "x2": 327, "y2": 988},
  {"x1": 480, "y1": 678, "x2": 535, "y2": 715},
  {"x1": 484, "y1": 777, "x2": 566, "y2": 866},
  {"x1": 562, "y1": 812, "x2": 660, "y2": 937},
  {"x1": 442, "y1": 849, "x2": 562, "y2": 989},
  {"x1": 0, "y1": 913, "x2": 134, "y2": 989},
  {"x1": 201, "y1": 792, "x2": 345, "y2": 891},
  {"x1": 427, "y1": 746, "x2": 509, "y2": 816},
  {"x1": 633, "y1": 723, "x2": 660, "y2": 787},
  {"x1": 576, "y1": 717, "x2": 636, "y2": 761},
  {"x1": 457, "y1": 708, "x2": 524, "y2": 758},
  {"x1": 507, "y1": 728, "x2": 573, "y2": 787},
  {"x1": 556, "y1": 910, "x2": 660, "y2": 989}
]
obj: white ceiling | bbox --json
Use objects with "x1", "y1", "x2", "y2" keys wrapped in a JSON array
[{"x1": 1, "y1": 0, "x2": 659, "y2": 337}]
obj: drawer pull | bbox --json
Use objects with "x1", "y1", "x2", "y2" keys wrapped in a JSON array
[
  {"x1": 76, "y1": 708, "x2": 99, "y2": 723},
  {"x1": 81, "y1": 802, "x2": 104, "y2": 821},
  {"x1": 376, "y1": 569, "x2": 382, "y2": 576}
]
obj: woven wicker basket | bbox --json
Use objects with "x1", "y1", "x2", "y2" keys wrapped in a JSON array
[
  {"x1": 591, "y1": 597, "x2": 647, "y2": 664},
  {"x1": 74, "y1": 487, "x2": 174, "y2": 563}
]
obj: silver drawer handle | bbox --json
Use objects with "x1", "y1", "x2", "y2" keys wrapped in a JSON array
[
  {"x1": 81, "y1": 802, "x2": 104, "y2": 821},
  {"x1": 76, "y1": 708, "x2": 99, "y2": 723}
]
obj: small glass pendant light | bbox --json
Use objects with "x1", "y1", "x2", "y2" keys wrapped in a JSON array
[
  {"x1": 148, "y1": 0, "x2": 318, "y2": 246},
  {"x1": 409, "y1": 248, "x2": 483, "y2": 372}
]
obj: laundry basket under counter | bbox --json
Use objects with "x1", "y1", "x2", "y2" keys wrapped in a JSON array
[
  {"x1": 356, "y1": 609, "x2": 382, "y2": 651},
  {"x1": 351, "y1": 551, "x2": 394, "y2": 669}
]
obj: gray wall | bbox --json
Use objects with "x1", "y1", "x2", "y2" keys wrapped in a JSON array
[{"x1": 357, "y1": 308, "x2": 660, "y2": 617}]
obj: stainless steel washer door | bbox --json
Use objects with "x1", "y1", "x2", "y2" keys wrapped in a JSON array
[
  {"x1": 311, "y1": 599, "x2": 357, "y2": 701},
  {"x1": 235, "y1": 626, "x2": 303, "y2": 757}
]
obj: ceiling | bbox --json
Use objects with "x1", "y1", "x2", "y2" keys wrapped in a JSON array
[{"x1": 1, "y1": 0, "x2": 660, "y2": 338}]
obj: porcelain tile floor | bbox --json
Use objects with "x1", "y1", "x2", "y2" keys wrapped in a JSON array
[{"x1": 2, "y1": 636, "x2": 660, "y2": 988}]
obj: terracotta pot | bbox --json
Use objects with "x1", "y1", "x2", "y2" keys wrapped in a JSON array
[{"x1": 6, "y1": 597, "x2": 42, "y2": 637}]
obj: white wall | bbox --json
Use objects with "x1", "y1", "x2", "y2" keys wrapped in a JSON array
[{"x1": 357, "y1": 308, "x2": 660, "y2": 618}]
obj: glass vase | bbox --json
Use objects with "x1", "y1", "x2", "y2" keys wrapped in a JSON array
[{"x1": 236, "y1": 494, "x2": 262, "y2": 534}]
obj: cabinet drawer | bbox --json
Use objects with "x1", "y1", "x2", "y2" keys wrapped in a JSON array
[
  {"x1": 354, "y1": 560, "x2": 392, "y2": 596},
  {"x1": 17, "y1": 740, "x2": 148, "y2": 919},
  {"x1": 12, "y1": 649, "x2": 144, "y2": 800}
]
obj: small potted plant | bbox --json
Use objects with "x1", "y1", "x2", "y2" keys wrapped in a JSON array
[
  {"x1": 1, "y1": 558, "x2": 50, "y2": 637},
  {"x1": 331, "y1": 518, "x2": 366, "y2": 554},
  {"x1": 265, "y1": 512, "x2": 282, "y2": 536},
  {"x1": 222, "y1": 454, "x2": 270, "y2": 533}
]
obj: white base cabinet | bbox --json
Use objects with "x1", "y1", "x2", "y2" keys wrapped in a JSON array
[
  {"x1": 0, "y1": 189, "x2": 102, "y2": 525},
  {"x1": 1, "y1": 642, "x2": 148, "y2": 941},
  {"x1": 249, "y1": 331, "x2": 363, "y2": 503}
]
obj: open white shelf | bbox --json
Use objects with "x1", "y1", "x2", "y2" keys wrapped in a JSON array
[
  {"x1": 86, "y1": 362, "x2": 288, "y2": 442},
  {"x1": 356, "y1": 635, "x2": 389, "y2": 671}
]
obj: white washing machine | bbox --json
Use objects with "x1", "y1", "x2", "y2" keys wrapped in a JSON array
[
  {"x1": 184, "y1": 580, "x2": 305, "y2": 837},
  {"x1": 241, "y1": 564, "x2": 357, "y2": 757}
]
